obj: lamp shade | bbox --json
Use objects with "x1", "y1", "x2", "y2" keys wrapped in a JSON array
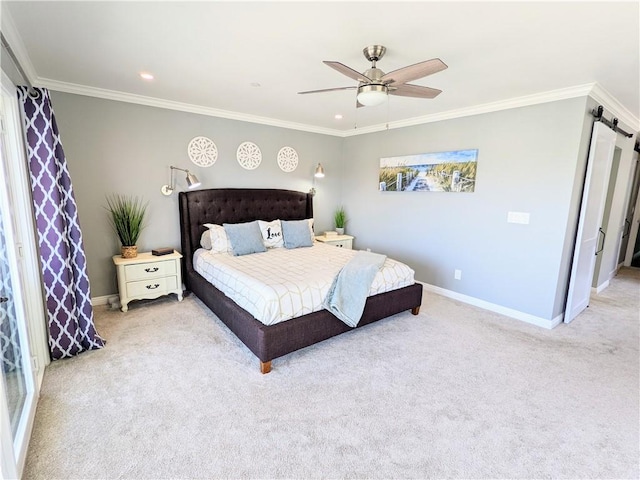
[
  {"x1": 314, "y1": 163, "x2": 325, "y2": 178},
  {"x1": 356, "y1": 84, "x2": 388, "y2": 107},
  {"x1": 186, "y1": 171, "x2": 201, "y2": 189}
]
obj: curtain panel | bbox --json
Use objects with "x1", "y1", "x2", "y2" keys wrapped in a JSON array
[{"x1": 17, "y1": 87, "x2": 104, "y2": 360}]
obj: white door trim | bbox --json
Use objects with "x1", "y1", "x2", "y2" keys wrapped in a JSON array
[{"x1": 0, "y1": 71, "x2": 47, "y2": 478}]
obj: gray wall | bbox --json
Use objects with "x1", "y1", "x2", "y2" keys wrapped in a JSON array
[
  {"x1": 50, "y1": 92, "x2": 343, "y2": 297},
  {"x1": 554, "y1": 96, "x2": 598, "y2": 317},
  {"x1": 51, "y1": 91, "x2": 636, "y2": 322},
  {"x1": 341, "y1": 98, "x2": 589, "y2": 320}
]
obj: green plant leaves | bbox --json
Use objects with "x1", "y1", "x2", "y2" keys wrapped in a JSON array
[
  {"x1": 334, "y1": 206, "x2": 347, "y2": 228},
  {"x1": 105, "y1": 194, "x2": 148, "y2": 246}
]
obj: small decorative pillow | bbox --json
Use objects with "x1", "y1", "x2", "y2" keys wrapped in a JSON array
[
  {"x1": 308, "y1": 218, "x2": 315, "y2": 237},
  {"x1": 202, "y1": 223, "x2": 231, "y2": 254},
  {"x1": 258, "y1": 219, "x2": 284, "y2": 248},
  {"x1": 223, "y1": 221, "x2": 267, "y2": 256},
  {"x1": 200, "y1": 230, "x2": 213, "y2": 250},
  {"x1": 282, "y1": 219, "x2": 314, "y2": 249}
]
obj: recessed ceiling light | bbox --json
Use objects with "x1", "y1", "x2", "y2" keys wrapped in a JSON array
[
  {"x1": 250, "y1": 82, "x2": 261, "y2": 87},
  {"x1": 334, "y1": 114, "x2": 343, "y2": 120},
  {"x1": 140, "y1": 72, "x2": 154, "y2": 80}
]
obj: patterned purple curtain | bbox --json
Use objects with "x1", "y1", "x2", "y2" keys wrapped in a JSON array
[{"x1": 17, "y1": 87, "x2": 104, "y2": 360}]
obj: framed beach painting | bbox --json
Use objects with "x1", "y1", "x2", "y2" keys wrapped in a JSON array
[{"x1": 379, "y1": 149, "x2": 478, "y2": 192}]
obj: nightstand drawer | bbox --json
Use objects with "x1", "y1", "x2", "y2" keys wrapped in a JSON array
[
  {"x1": 126, "y1": 276, "x2": 178, "y2": 298},
  {"x1": 124, "y1": 260, "x2": 176, "y2": 281},
  {"x1": 315, "y1": 234, "x2": 354, "y2": 250},
  {"x1": 330, "y1": 240, "x2": 352, "y2": 248}
]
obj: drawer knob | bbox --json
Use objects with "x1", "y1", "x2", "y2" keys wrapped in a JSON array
[
  {"x1": 145, "y1": 267, "x2": 159, "y2": 273},
  {"x1": 146, "y1": 283, "x2": 160, "y2": 290}
]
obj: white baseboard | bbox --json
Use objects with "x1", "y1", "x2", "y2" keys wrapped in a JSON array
[
  {"x1": 91, "y1": 295, "x2": 119, "y2": 306},
  {"x1": 419, "y1": 282, "x2": 562, "y2": 330},
  {"x1": 94, "y1": 284, "x2": 564, "y2": 329},
  {"x1": 593, "y1": 280, "x2": 610, "y2": 294}
]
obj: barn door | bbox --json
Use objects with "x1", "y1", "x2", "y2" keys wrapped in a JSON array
[{"x1": 564, "y1": 121, "x2": 617, "y2": 323}]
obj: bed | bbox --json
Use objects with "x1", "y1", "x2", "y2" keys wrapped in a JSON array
[{"x1": 179, "y1": 188, "x2": 423, "y2": 373}]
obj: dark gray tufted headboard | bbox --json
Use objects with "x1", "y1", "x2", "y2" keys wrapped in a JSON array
[{"x1": 179, "y1": 188, "x2": 313, "y2": 288}]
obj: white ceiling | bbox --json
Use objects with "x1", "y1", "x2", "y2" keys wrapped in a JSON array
[{"x1": 3, "y1": 1, "x2": 639, "y2": 135}]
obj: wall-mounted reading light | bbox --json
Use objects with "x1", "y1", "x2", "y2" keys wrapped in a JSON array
[
  {"x1": 161, "y1": 166, "x2": 201, "y2": 196},
  {"x1": 309, "y1": 163, "x2": 325, "y2": 196}
]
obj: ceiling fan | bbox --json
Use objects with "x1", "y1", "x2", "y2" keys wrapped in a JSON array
[{"x1": 298, "y1": 45, "x2": 448, "y2": 107}]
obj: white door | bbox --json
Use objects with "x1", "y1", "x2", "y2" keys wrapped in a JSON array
[
  {"x1": 0, "y1": 73, "x2": 46, "y2": 479},
  {"x1": 564, "y1": 122, "x2": 617, "y2": 323},
  {"x1": 0, "y1": 138, "x2": 37, "y2": 479}
]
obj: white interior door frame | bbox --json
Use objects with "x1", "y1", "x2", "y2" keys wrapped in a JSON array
[
  {"x1": 564, "y1": 121, "x2": 617, "y2": 323},
  {"x1": 0, "y1": 73, "x2": 49, "y2": 380},
  {"x1": 0, "y1": 70, "x2": 48, "y2": 479},
  {"x1": 623, "y1": 153, "x2": 640, "y2": 266}
]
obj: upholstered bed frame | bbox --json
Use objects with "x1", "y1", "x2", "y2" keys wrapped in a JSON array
[{"x1": 179, "y1": 188, "x2": 423, "y2": 373}]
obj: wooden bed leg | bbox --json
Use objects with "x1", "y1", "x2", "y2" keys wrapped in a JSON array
[
  {"x1": 411, "y1": 306, "x2": 420, "y2": 315},
  {"x1": 260, "y1": 361, "x2": 272, "y2": 374}
]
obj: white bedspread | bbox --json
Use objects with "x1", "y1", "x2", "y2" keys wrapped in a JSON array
[{"x1": 193, "y1": 242, "x2": 415, "y2": 326}]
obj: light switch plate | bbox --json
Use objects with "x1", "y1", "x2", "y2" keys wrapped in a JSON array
[{"x1": 507, "y1": 211, "x2": 530, "y2": 224}]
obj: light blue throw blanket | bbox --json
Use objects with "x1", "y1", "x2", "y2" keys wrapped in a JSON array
[{"x1": 323, "y1": 251, "x2": 387, "y2": 327}]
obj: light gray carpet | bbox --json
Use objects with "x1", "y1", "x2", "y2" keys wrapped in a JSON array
[{"x1": 23, "y1": 269, "x2": 639, "y2": 479}]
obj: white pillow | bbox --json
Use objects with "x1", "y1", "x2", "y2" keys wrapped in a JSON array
[
  {"x1": 258, "y1": 219, "x2": 284, "y2": 248},
  {"x1": 200, "y1": 230, "x2": 213, "y2": 250},
  {"x1": 201, "y1": 223, "x2": 231, "y2": 253}
]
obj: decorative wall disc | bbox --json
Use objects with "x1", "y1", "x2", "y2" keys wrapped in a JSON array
[
  {"x1": 188, "y1": 136, "x2": 218, "y2": 167},
  {"x1": 277, "y1": 146, "x2": 299, "y2": 173},
  {"x1": 236, "y1": 141, "x2": 262, "y2": 170}
]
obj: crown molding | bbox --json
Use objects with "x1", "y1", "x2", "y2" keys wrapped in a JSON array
[
  {"x1": 341, "y1": 83, "x2": 601, "y2": 137},
  {"x1": 34, "y1": 76, "x2": 639, "y2": 139},
  {"x1": 589, "y1": 83, "x2": 640, "y2": 132},
  {"x1": 38, "y1": 77, "x2": 345, "y2": 137}
]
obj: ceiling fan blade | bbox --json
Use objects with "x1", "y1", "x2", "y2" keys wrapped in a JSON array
[
  {"x1": 381, "y1": 58, "x2": 448, "y2": 85},
  {"x1": 298, "y1": 86, "x2": 357, "y2": 95},
  {"x1": 389, "y1": 84, "x2": 442, "y2": 99},
  {"x1": 324, "y1": 61, "x2": 372, "y2": 83}
]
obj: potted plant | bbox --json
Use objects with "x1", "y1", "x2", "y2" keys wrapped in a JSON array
[
  {"x1": 105, "y1": 194, "x2": 147, "y2": 258},
  {"x1": 334, "y1": 206, "x2": 347, "y2": 235}
]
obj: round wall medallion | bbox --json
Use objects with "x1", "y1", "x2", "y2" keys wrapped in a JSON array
[
  {"x1": 188, "y1": 136, "x2": 218, "y2": 167},
  {"x1": 236, "y1": 141, "x2": 262, "y2": 170},
  {"x1": 277, "y1": 146, "x2": 299, "y2": 173}
]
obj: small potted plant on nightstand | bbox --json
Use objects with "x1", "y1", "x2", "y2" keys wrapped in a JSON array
[
  {"x1": 334, "y1": 206, "x2": 347, "y2": 235},
  {"x1": 105, "y1": 194, "x2": 147, "y2": 258}
]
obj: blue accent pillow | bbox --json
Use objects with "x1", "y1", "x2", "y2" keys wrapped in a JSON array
[
  {"x1": 223, "y1": 221, "x2": 267, "y2": 256},
  {"x1": 282, "y1": 219, "x2": 313, "y2": 249}
]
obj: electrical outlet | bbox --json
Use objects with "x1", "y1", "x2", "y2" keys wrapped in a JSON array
[{"x1": 454, "y1": 269, "x2": 462, "y2": 280}]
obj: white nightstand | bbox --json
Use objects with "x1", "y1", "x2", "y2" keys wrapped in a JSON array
[
  {"x1": 315, "y1": 234, "x2": 354, "y2": 249},
  {"x1": 112, "y1": 251, "x2": 183, "y2": 312}
]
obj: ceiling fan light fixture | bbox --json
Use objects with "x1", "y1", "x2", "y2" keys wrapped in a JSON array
[{"x1": 356, "y1": 84, "x2": 388, "y2": 107}]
